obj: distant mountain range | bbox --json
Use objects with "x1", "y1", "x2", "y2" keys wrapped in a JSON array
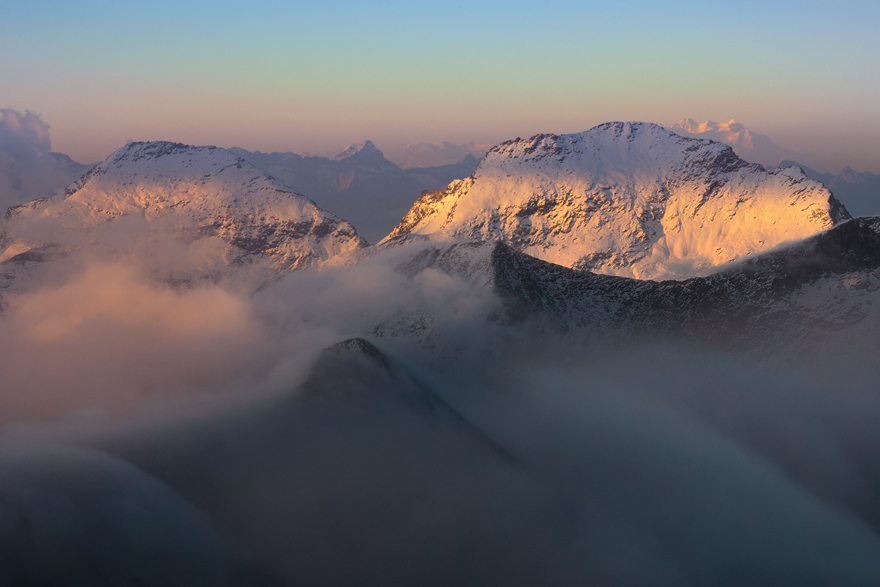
[
  {"x1": 0, "y1": 150, "x2": 93, "y2": 212},
  {"x1": 778, "y1": 160, "x2": 880, "y2": 218},
  {"x1": 385, "y1": 141, "x2": 492, "y2": 169},
  {"x1": 0, "y1": 123, "x2": 856, "y2": 298},
  {"x1": 229, "y1": 141, "x2": 480, "y2": 243},
  {"x1": 670, "y1": 118, "x2": 808, "y2": 168}
]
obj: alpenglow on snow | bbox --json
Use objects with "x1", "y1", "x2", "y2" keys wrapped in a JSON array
[{"x1": 385, "y1": 122, "x2": 849, "y2": 281}]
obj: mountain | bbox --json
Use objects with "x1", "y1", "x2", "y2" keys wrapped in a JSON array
[
  {"x1": 0, "y1": 141, "x2": 367, "y2": 290},
  {"x1": 230, "y1": 142, "x2": 480, "y2": 244},
  {"x1": 670, "y1": 119, "x2": 807, "y2": 167},
  {"x1": 0, "y1": 108, "x2": 95, "y2": 213},
  {"x1": 386, "y1": 122, "x2": 848, "y2": 280},
  {"x1": 778, "y1": 160, "x2": 880, "y2": 218},
  {"x1": 101, "y1": 336, "x2": 525, "y2": 586},
  {"x1": 373, "y1": 215, "x2": 880, "y2": 380},
  {"x1": 386, "y1": 141, "x2": 492, "y2": 169},
  {"x1": 4, "y1": 140, "x2": 880, "y2": 585},
  {"x1": 0, "y1": 150, "x2": 93, "y2": 213}
]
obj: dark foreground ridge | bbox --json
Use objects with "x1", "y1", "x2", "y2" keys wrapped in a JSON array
[
  {"x1": 392, "y1": 217, "x2": 880, "y2": 358},
  {"x1": 495, "y1": 216, "x2": 880, "y2": 352}
]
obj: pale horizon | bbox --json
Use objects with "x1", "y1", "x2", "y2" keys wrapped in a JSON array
[{"x1": 2, "y1": 1, "x2": 878, "y2": 174}]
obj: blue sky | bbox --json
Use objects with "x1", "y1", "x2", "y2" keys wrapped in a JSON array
[{"x1": 2, "y1": 0, "x2": 878, "y2": 171}]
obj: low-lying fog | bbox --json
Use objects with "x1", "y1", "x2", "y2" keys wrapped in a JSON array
[{"x1": 2, "y1": 248, "x2": 880, "y2": 586}]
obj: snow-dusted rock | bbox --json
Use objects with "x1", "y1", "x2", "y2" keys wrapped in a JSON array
[
  {"x1": 386, "y1": 122, "x2": 848, "y2": 280},
  {"x1": 374, "y1": 217, "x2": 880, "y2": 371},
  {"x1": 0, "y1": 141, "x2": 367, "y2": 278}
]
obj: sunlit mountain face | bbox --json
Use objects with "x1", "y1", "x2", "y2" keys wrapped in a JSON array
[
  {"x1": 2, "y1": 123, "x2": 880, "y2": 586},
  {"x1": 387, "y1": 122, "x2": 848, "y2": 280}
]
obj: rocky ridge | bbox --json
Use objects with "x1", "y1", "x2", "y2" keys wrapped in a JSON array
[{"x1": 374, "y1": 217, "x2": 880, "y2": 368}]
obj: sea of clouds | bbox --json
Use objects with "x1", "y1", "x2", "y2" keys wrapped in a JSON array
[{"x1": 1, "y1": 233, "x2": 880, "y2": 585}]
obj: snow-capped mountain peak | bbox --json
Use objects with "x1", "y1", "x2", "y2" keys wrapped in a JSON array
[
  {"x1": 0, "y1": 141, "x2": 367, "y2": 275},
  {"x1": 385, "y1": 122, "x2": 848, "y2": 280},
  {"x1": 333, "y1": 140, "x2": 383, "y2": 161}
]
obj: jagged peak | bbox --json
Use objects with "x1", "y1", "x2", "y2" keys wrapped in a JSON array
[
  {"x1": 324, "y1": 338, "x2": 392, "y2": 370},
  {"x1": 111, "y1": 141, "x2": 221, "y2": 162},
  {"x1": 333, "y1": 140, "x2": 384, "y2": 161},
  {"x1": 477, "y1": 121, "x2": 734, "y2": 173},
  {"x1": 672, "y1": 118, "x2": 750, "y2": 134},
  {"x1": 837, "y1": 167, "x2": 867, "y2": 183}
]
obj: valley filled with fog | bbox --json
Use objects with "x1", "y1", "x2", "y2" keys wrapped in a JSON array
[{"x1": 4, "y1": 235, "x2": 880, "y2": 586}]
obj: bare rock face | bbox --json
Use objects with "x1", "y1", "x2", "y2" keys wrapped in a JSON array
[
  {"x1": 0, "y1": 141, "x2": 367, "y2": 281},
  {"x1": 386, "y1": 122, "x2": 849, "y2": 280}
]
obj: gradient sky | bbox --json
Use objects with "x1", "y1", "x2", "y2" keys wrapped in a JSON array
[{"x1": 2, "y1": 0, "x2": 878, "y2": 172}]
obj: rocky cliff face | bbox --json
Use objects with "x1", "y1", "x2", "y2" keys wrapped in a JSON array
[{"x1": 386, "y1": 122, "x2": 848, "y2": 280}]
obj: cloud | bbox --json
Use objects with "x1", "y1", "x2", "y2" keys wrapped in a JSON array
[
  {"x1": 1, "y1": 239, "x2": 880, "y2": 584},
  {"x1": 0, "y1": 445, "x2": 237, "y2": 586},
  {"x1": 88, "y1": 334, "x2": 880, "y2": 586},
  {"x1": 0, "y1": 262, "x2": 273, "y2": 424},
  {"x1": 0, "y1": 108, "x2": 51, "y2": 159}
]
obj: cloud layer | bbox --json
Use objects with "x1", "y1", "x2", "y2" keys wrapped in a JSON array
[{"x1": 1, "y1": 241, "x2": 880, "y2": 584}]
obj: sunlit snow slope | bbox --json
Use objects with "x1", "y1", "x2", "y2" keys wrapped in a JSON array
[{"x1": 386, "y1": 122, "x2": 849, "y2": 280}]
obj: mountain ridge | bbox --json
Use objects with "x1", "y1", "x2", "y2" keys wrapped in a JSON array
[
  {"x1": 778, "y1": 159, "x2": 880, "y2": 218},
  {"x1": 371, "y1": 216, "x2": 880, "y2": 374}
]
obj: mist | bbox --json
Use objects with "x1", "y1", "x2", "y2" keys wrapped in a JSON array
[
  {"x1": 2, "y1": 240, "x2": 880, "y2": 585},
  {"x1": 0, "y1": 109, "x2": 51, "y2": 160}
]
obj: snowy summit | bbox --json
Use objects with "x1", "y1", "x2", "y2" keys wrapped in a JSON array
[
  {"x1": 385, "y1": 122, "x2": 848, "y2": 280},
  {"x1": 0, "y1": 141, "x2": 367, "y2": 272}
]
